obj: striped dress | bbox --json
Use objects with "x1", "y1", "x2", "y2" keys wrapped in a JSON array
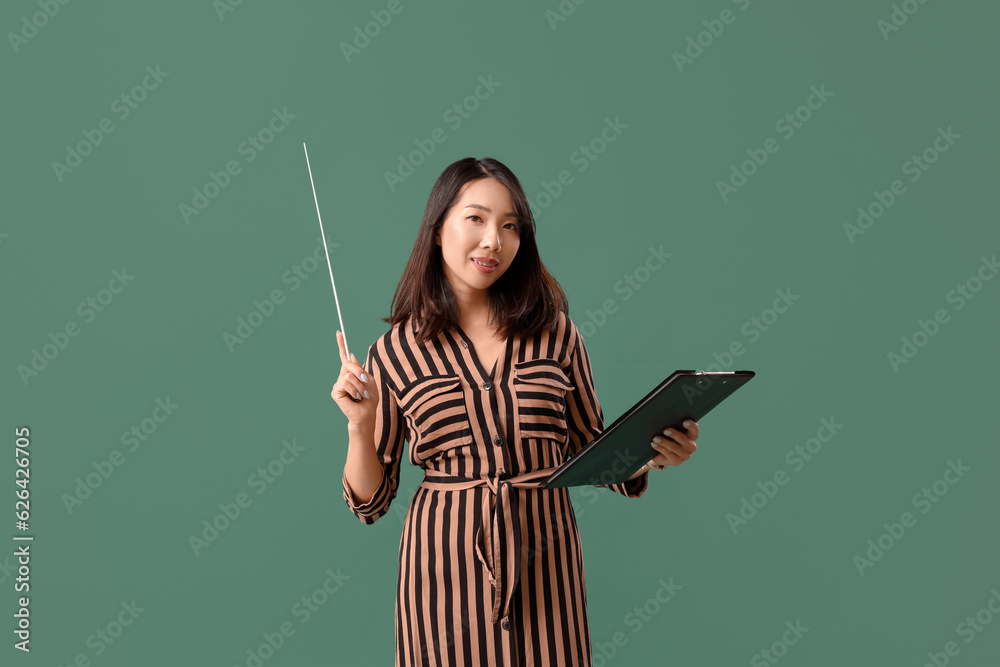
[{"x1": 342, "y1": 310, "x2": 648, "y2": 666}]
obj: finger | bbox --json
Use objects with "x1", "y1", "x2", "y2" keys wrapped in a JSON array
[
  {"x1": 337, "y1": 387, "x2": 360, "y2": 402},
  {"x1": 346, "y1": 379, "x2": 369, "y2": 402},
  {"x1": 648, "y1": 449, "x2": 680, "y2": 468},
  {"x1": 336, "y1": 331, "x2": 348, "y2": 365},
  {"x1": 651, "y1": 439, "x2": 691, "y2": 463},
  {"x1": 332, "y1": 385, "x2": 361, "y2": 403},
  {"x1": 662, "y1": 450, "x2": 685, "y2": 466},
  {"x1": 647, "y1": 453, "x2": 670, "y2": 470},
  {"x1": 681, "y1": 419, "x2": 699, "y2": 441},
  {"x1": 653, "y1": 446, "x2": 686, "y2": 466},
  {"x1": 336, "y1": 346, "x2": 367, "y2": 386},
  {"x1": 351, "y1": 353, "x2": 370, "y2": 385},
  {"x1": 334, "y1": 376, "x2": 367, "y2": 402},
  {"x1": 661, "y1": 427, "x2": 697, "y2": 454}
]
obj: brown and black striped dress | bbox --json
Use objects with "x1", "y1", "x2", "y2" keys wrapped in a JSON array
[{"x1": 343, "y1": 310, "x2": 648, "y2": 666}]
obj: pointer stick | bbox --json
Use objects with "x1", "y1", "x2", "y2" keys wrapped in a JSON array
[{"x1": 303, "y1": 142, "x2": 351, "y2": 361}]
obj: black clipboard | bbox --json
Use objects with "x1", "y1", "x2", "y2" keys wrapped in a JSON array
[{"x1": 542, "y1": 370, "x2": 755, "y2": 488}]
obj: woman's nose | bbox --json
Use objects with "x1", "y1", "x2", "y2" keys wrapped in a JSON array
[{"x1": 482, "y1": 229, "x2": 501, "y2": 250}]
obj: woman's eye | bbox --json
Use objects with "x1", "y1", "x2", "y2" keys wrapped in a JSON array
[{"x1": 466, "y1": 215, "x2": 517, "y2": 230}]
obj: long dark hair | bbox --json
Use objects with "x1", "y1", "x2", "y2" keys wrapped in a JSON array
[{"x1": 384, "y1": 157, "x2": 569, "y2": 344}]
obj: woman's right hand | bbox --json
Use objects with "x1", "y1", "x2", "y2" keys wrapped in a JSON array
[{"x1": 331, "y1": 330, "x2": 379, "y2": 429}]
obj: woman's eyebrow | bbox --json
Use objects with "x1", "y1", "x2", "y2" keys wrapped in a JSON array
[{"x1": 464, "y1": 203, "x2": 520, "y2": 219}]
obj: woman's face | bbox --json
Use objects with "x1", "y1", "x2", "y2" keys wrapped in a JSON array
[{"x1": 435, "y1": 178, "x2": 521, "y2": 301}]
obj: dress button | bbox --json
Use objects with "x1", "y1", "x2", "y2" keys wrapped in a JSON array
[
  {"x1": 493, "y1": 435, "x2": 503, "y2": 447},
  {"x1": 482, "y1": 381, "x2": 492, "y2": 391},
  {"x1": 501, "y1": 618, "x2": 511, "y2": 631}
]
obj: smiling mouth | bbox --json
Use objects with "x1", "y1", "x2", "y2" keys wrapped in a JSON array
[{"x1": 472, "y1": 259, "x2": 498, "y2": 267}]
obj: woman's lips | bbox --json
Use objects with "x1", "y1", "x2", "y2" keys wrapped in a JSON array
[{"x1": 472, "y1": 258, "x2": 497, "y2": 273}]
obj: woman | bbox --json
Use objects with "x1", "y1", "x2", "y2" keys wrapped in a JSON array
[{"x1": 334, "y1": 157, "x2": 698, "y2": 666}]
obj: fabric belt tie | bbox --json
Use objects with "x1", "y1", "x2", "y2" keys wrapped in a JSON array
[{"x1": 420, "y1": 467, "x2": 559, "y2": 626}]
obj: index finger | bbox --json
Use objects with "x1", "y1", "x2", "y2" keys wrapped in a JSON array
[
  {"x1": 336, "y1": 330, "x2": 349, "y2": 365},
  {"x1": 683, "y1": 419, "x2": 699, "y2": 439}
]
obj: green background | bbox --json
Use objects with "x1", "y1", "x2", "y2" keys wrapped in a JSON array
[{"x1": 4, "y1": 1, "x2": 999, "y2": 665}]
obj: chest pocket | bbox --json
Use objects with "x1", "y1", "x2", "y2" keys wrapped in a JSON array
[
  {"x1": 397, "y1": 374, "x2": 473, "y2": 461},
  {"x1": 513, "y1": 358, "x2": 576, "y2": 443}
]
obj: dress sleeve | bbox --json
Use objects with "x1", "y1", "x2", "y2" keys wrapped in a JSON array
[
  {"x1": 563, "y1": 317, "x2": 648, "y2": 498},
  {"x1": 342, "y1": 343, "x2": 407, "y2": 523}
]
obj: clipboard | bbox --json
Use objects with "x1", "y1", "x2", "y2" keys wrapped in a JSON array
[{"x1": 541, "y1": 370, "x2": 755, "y2": 488}]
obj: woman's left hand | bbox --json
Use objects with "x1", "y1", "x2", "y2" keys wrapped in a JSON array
[{"x1": 645, "y1": 420, "x2": 698, "y2": 472}]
